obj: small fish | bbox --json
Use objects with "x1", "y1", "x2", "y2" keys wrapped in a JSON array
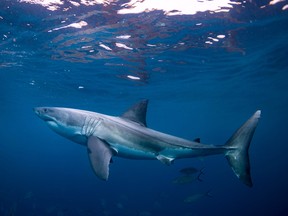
[
  {"x1": 183, "y1": 191, "x2": 212, "y2": 203},
  {"x1": 179, "y1": 167, "x2": 204, "y2": 175},
  {"x1": 173, "y1": 167, "x2": 204, "y2": 184},
  {"x1": 172, "y1": 171, "x2": 204, "y2": 184}
]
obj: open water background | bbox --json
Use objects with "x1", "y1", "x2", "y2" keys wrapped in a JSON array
[{"x1": 0, "y1": 0, "x2": 288, "y2": 215}]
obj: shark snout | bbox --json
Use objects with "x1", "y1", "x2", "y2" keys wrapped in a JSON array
[
  {"x1": 34, "y1": 107, "x2": 45, "y2": 117},
  {"x1": 33, "y1": 107, "x2": 40, "y2": 115},
  {"x1": 33, "y1": 107, "x2": 53, "y2": 121}
]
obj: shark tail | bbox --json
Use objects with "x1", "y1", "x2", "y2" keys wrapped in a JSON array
[{"x1": 224, "y1": 110, "x2": 261, "y2": 187}]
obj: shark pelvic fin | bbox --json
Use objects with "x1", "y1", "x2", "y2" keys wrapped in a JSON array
[
  {"x1": 121, "y1": 99, "x2": 148, "y2": 127},
  {"x1": 87, "y1": 136, "x2": 114, "y2": 181},
  {"x1": 157, "y1": 155, "x2": 175, "y2": 165}
]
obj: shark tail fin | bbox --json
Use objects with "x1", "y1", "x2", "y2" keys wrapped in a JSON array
[{"x1": 225, "y1": 110, "x2": 261, "y2": 187}]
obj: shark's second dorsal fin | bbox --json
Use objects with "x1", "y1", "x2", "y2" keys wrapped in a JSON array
[{"x1": 121, "y1": 99, "x2": 148, "y2": 127}]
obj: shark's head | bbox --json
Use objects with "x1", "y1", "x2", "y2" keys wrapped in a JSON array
[{"x1": 34, "y1": 107, "x2": 88, "y2": 144}]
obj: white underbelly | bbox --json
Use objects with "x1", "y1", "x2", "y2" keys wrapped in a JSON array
[{"x1": 111, "y1": 143, "x2": 156, "y2": 160}]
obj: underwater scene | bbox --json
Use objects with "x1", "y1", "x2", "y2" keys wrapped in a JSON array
[{"x1": 1, "y1": 0, "x2": 288, "y2": 215}]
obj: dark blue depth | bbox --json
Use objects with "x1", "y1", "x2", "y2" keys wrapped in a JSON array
[{"x1": 1, "y1": 0, "x2": 288, "y2": 215}]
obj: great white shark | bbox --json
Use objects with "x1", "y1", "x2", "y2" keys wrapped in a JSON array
[{"x1": 34, "y1": 100, "x2": 261, "y2": 187}]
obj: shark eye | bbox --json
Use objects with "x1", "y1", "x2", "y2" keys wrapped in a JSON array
[{"x1": 43, "y1": 108, "x2": 48, "y2": 113}]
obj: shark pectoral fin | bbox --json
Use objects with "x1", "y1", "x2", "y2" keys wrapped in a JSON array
[
  {"x1": 87, "y1": 136, "x2": 114, "y2": 181},
  {"x1": 156, "y1": 155, "x2": 175, "y2": 165}
]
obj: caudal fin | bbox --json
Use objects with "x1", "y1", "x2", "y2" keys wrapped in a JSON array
[{"x1": 225, "y1": 110, "x2": 261, "y2": 187}]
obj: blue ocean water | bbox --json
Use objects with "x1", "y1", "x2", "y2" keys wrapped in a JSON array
[{"x1": 1, "y1": 0, "x2": 288, "y2": 215}]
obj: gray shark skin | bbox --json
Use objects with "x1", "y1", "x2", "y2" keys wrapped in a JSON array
[{"x1": 34, "y1": 100, "x2": 261, "y2": 187}]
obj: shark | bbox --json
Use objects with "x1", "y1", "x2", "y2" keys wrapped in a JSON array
[{"x1": 34, "y1": 100, "x2": 261, "y2": 187}]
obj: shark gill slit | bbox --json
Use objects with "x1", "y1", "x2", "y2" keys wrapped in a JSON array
[{"x1": 82, "y1": 117, "x2": 102, "y2": 136}]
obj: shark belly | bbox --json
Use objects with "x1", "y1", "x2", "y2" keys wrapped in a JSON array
[
  {"x1": 158, "y1": 146, "x2": 229, "y2": 159},
  {"x1": 110, "y1": 143, "x2": 156, "y2": 159}
]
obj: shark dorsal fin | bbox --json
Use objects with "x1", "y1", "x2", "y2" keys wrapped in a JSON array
[{"x1": 121, "y1": 99, "x2": 148, "y2": 127}]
